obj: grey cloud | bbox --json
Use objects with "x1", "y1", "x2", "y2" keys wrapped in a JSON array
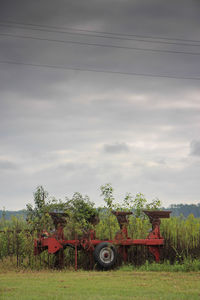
[
  {"x1": 56, "y1": 162, "x2": 90, "y2": 172},
  {"x1": 190, "y1": 140, "x2": 200, "y2": 156},
  {"x1": 0, "y1": 160, "x2": 18, "y2": 170},
  {"x1": 1, "y1": 0, "x2": 200, "y2": 209},
  {"x1": 2, "y1": 0, "x2": 200, "y2": 39},
  {"x1": 1, "y1": 0, "x2": 200, "y2": 88},
  {"x1": 104, "y1": 142, "x2": 130, "y2": 153}
]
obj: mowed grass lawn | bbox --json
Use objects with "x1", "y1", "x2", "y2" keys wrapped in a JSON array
[{"x1": 0, "y1": 270, "x2": 200, "y2": 300}]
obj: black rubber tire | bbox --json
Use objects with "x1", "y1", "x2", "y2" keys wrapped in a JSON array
[{"x1": 93, "y1": 242, "x2": 117, "y2": 269}]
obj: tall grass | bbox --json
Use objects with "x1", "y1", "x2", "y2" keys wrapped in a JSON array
[{"x1": 0, "y1": 213, "x2": 200, "y2": 269}]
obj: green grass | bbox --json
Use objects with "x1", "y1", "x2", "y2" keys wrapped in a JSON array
[
  {"x1": 120, "y1": 259, "x2": 200, "y2": 272},
  {"x1": 0, "y1": 270, "x2": 200, "y2": 300}
]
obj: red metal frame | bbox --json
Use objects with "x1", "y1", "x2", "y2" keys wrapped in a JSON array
[{"x1": 34, "y1": 210, "x2": 171, "y2": 268}]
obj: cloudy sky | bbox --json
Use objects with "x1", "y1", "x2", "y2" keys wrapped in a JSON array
[{"x1": 0, "y1": 0, "x2": 200, "y2": 210}]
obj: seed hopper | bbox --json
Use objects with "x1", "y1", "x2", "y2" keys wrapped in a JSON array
[{"x1": 34, "y1": 210, "x2": 171, "y2": 269}]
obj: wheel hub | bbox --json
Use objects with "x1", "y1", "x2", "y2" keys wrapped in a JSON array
[{"x1": 99, "y1": 247, "x2": 114, "y2": 264}]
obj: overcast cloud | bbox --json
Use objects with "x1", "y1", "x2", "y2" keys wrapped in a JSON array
[{"x1": 0, "y1": 0, "x2": 200, "y2": 209}]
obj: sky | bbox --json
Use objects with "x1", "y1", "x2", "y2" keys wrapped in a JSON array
[{"x1": 0, "y1": 0, "x2": 200, "y2": 210}]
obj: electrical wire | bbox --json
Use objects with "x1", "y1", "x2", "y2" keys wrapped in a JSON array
[
  {"x1": 0, "y1": 22, "x2": 200, "y2": 47},
  {"x1": 1, "y1": 32, "x2": 200, "y2": 57},
  {"x1": 0, "y1": 60, "x2": 200, "y2": 81},
  {"x1": 1, "y1": 19, "x2": 200, "y2": 44}
]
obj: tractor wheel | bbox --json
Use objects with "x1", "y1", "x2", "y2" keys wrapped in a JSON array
[{"x1": 93, "y1": 242, "x2": 117, "y2": 269}]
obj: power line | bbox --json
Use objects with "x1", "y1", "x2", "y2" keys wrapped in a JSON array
[
  {"x1": 1, "y1": 32, "x2": 200, "y2": 57},
  {"x1": 0, "y1": 22, "x2": 200, "y2": 47},
  {"x1": 0, "y1": 60, "x2": 200, "y2": 81},
  {"x1": 1, "y1": 19, "x2": 200, "y2": 44}
]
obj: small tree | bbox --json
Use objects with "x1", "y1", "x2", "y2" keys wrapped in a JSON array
[
  {"x1": 100, "y1": 183, "x2": 118, "y2": 239},
  {"x1": 26, "y1": 186, "x2": 68, "y2": 231},
  {"x1": 101, "y1": 183, "x2": 161, "y2": 218},
  {"x1": 65, "y1": 192, "x2": 98, "y2": 236},
  {"x1": 100, "y1": 183, "x2": 114, "y2": 209},
  {"x1": 26, "y1": 186, "x2": 49, "y2": 231}
]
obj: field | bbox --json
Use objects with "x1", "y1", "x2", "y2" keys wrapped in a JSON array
[
  {"x1": 1, "y1": 193, "x2": 200, "y2": 299},
  {"x1": 0, "y1": 270, "x2": 200, "y2": 300}
]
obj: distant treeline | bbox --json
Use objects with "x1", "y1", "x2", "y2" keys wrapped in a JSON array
[
  {"x1": 1, "y1": 203, "x2": 200, "y2": 219},
  {"x1": 0, "y1": 210, "x2": 27, "y2": 220},
  {"x1": 168, "y1": 203, "x2": 200, "y2": 218}
]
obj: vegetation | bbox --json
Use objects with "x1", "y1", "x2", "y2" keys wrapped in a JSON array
[
  {"x1": 0, "y1": 270, "x2": 200, "y2": 300},
  {"x1": 0, "y1": 184, "x2": 200, "y2": 270},
  {"x1": 169, "y1": 203, "x2": 200, "y2": 218},
  {"x1": 2, "y1": 202, "x2": 200, "y2": 220},
  {"x1": 121, "y1": 259, "x2": 200, "y2": 272},
  {"x1": 0, "y1": 209, "x2": 27, "y2": 220}
]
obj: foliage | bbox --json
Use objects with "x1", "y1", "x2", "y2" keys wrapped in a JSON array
[
  {"x1": 0, "y1": 184, "x2": 200, "y2": 270},
  {"x1": 64, "y1": 192, "x2": 98, "y2": 237},
  {"x1": 26, "y1": 186, "x2": 50, "y2": 231},
  {"x1": 26, "y1": 186, "x2": 98, "y2": 235},
  {"x1": 0, "y1": 209, "x2": 27, "y2": 221},
  {"x1": 2, "y1": 201, "x2": 200, "y2": 220},
  {"x1": 65, "y1": 192, "x2": 97, "y2": 227},
  {"x1": 26, "y1": 186, "x2": 69, "y2": 231},
  {"x1": 100, "y1": 183, "x2": 161, "y2": 217},
  {"x1": 100, "y1": 183, "x2": 115, "y2": 209},
  {"x1": 169, "y1": 203, "x2": 200, "y2": 217}
]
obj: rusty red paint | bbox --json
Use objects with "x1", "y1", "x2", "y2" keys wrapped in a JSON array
[{"x1": 34, "y1": 210, "x2": 171, "y2": 269}]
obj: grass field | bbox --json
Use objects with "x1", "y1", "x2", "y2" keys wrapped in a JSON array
[{"x1": 0, "y1": 270, "x2": 200, "y2": 300}]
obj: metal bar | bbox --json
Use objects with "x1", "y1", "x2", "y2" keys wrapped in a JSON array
[{"x1": 75, "y1": 234, "x2": 78, "y2": 271}]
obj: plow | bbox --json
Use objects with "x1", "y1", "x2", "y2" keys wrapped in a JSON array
[{"x1": 34, "y1": 210, "x2": 171, "y2": 269}]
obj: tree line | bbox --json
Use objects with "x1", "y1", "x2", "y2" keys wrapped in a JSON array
[{"x1": 1, "y1": 200, "x2": 200, "y2": 220}]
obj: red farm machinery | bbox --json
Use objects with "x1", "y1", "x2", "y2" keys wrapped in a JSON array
[{"x1": 34, "y1": 210, "x2": 171, "y2": 270}]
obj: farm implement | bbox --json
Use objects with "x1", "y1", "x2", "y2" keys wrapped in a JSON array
[{"x1": 34, "y1": 210, "x2": 171, "y2": 269}]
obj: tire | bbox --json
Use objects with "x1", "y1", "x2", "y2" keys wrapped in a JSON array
[{"x1": 93, "y1": 242, "x2": 117, "y2": 269}]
